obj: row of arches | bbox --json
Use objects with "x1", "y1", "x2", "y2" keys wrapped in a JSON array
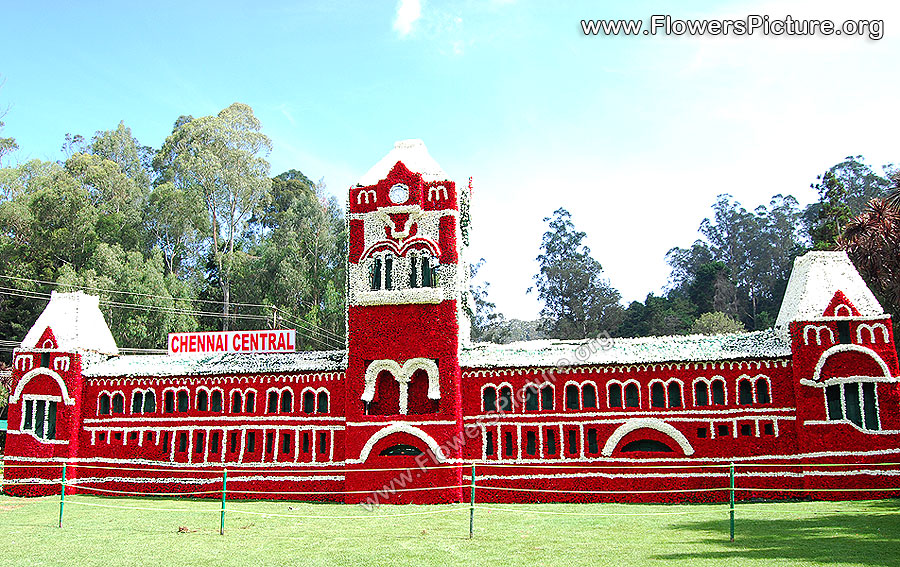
[
  {"x1": 97, "y1": 386, "x2": 331, "y2": 416},
  {"x1": 480, "y1": 375, "x2": 775, "y2": 412}
]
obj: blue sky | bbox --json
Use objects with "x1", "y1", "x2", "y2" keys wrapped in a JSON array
[{"x1": 1, "y1": 0, "x2": 898, "y2": 320}]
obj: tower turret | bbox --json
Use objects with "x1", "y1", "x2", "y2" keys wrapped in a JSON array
[{"x1": 343, "y1": 140, "x2": 466, "y2": 503}]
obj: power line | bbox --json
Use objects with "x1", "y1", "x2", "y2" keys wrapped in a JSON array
[
  {"x1": 0, "y1": 289, "x2": 344, "y2": 351},
  {"x1": 0, "y1": 274, "x2": 345, "y2": 343}
]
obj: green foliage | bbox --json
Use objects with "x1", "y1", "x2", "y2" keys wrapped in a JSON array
[
  {"x1": 467, "y1": 258, "x2": 502, "y2": 342},
  {"x1": 691, "y1": 311, "x2": 746, "y2": 335},
  {"x1": 155, "y1": 103, "x2": 273, "y2": 331},
  {"x1": 0, "y1": 104, "x2": 346, "y2": 350},
  {"x1": 57, "y1": 245, "x2": 196, "y2": 348},
  {"x1": 809, "y1": 171, "x2": 851, "y2": 250},
  {"x1": 531, "y1": 208, "x2": 624, "y2": 339},
  {"x1": 665, "y1": 194, "x2": 804, "y2": 331},
  {"x1": 617, "y1": 293, "x2": 697, "y2": 337},
  {"x1": 808, "y1": 156, "x2": 893, "y2": 250}
]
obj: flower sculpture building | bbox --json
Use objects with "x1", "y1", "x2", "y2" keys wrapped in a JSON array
[{"x1": 4, "y1": 140, "x2": 900, "y2": 503}]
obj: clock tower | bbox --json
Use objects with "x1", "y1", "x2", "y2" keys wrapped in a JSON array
[{"x1": 343, "y1": 140, "x2": 468, "y2": 504}]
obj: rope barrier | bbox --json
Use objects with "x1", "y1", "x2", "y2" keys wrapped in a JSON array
[
  {"x1": 64, "y1": 484, "x2": 223, "y2": 497},
  {"x1": 475, "y1": 485, "x2": 730, "y2": 495},
  {"x1": 7, "y1": 460, "x2": 900, "y2": 474},
  {"x1": 476, "y1": 505, "x2": 725, "y2": 517},
  {"x1": 222, "y1": 506, "x2": 471, "y2": 520},
  {"x1": 227, "y1": 484, "x2": 468, "y2": 496},
  {"x1": 476, "y1": 462, "x2": 733, "y2": 470}
]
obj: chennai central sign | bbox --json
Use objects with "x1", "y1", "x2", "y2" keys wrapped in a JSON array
[{"x1": 168, "y1": 330, "x2": 296, "y2": 355}]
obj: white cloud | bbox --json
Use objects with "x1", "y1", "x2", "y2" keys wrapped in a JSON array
[{"x1": 393, "y1": 0, "x2": 421, "y2": 38}]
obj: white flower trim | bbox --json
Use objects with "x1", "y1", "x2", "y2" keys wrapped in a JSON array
[
  {"x1": 362, "y1": 358, "x2": 439, "y2": 414},
  {"x1": 10, "y1": 367, "x2": 75, "y2": 405},
  {"x1": 803, "y1": 324, "x2": 835, "y2": 346},
  {"x1": 601, "y1": 418, "x2": 695, "y2": 456},
  {"x1": 803, "y1": 344, "x2": 895, "y2": 387},
  {"x1": 857, "y1": 322, "x2": 891, "y2": 344},
  {"x1": 353, "y1": 423, "x2": 448, "y2": 463}
]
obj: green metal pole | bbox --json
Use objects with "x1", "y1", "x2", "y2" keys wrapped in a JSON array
[
  {"x1": 220, "y1": 468, "x2": 227, "y2": 536},
  {"x1": 729, "y1": 462, "x2": 735, "y2": 542},
  {"x1": 469, "y1": 463, "x2": 475, "y2": 539},
  {"x1": 58, "y1": 463, "x2": 66, "y2": 528}
]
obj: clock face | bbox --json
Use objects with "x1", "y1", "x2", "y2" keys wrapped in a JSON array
[{"x1": 389, "y1": 183, "x2": 409, "y2": 204}]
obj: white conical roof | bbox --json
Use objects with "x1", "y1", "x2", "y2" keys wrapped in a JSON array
[
  {"x1": 775, "y1": 251, "x2": 883, "y2": 332},
  {"x1": 357, "y1": 139, "x2": 448, "y2": 186},
  {"x1": 20, "y1": 291, "x2": 119, "y2": 355}
]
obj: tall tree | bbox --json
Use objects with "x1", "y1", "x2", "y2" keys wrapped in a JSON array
[
  {"x1": 530, "y1": 208, "x2": 624, "y2": 339},
  {"x1": 90, "y1": 121, "x2": 154, "y2": 193},
  {"x1": 665, "y1": 194, "x2": 804, "y2": 330},
  {"x1": 807, "y1": 156, "x2": 894, "y2": 249},
  {"x1": 155, "y1": 103, "x2": 272, "y2": 330},
  {"x1": 231, "y1": 171, "x2": 346, "y2": 349}
]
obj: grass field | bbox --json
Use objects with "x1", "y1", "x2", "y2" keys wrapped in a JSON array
[{"x1": 0, "y1": 494, "x2": 898, "y2": 567}]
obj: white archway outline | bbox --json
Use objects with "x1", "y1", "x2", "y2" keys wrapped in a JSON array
[
  {"x1": 10, "y1": 367, "x2": 74, "y2": 405},
  {"x1": 601, "y1": 418, "x2": 695, "y2": 456},
  {"x1": 356, "y1": 423, "x2": 447, "y2": 463},
  {"x1": 857, "y1": 323, "x2": 890, "y2": 344},
  {"x1": 809, "y1": 344, "x2": 892, "y2": 387},
  {"x1": 362, "y1": 358, "x2": 440, "y2": 415},
  {"x1": 804, "y1": 324, "x2": 835, "y2": 346}
]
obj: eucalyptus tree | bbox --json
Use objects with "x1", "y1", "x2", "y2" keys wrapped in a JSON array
[
  {"x1": 155, "y1": 103, "x2": 272, "y2": 330},
  {"x1": 530, "y1": 208, "x2": 624, "y2": 339}
]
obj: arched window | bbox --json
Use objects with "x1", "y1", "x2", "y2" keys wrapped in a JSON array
[
  {"x1": 667, "y1": 382, "x2": 682, "y2": 407},
  {"x1": 112, "y1": 393, "x2": 124, "y2": 414},
  {"x1": 143, "y1": 391, "x2": 155, "y2": 413},
  {"x1": 197, "y1": 390, "x2": 209, "y2": 412},
  {"x1": 131, "y1": 391, "x2": 143, "y2": 414},
  {"x1": 280, "y1": 390, "x2": 293, "y2": 413},
  {"x1": 525, "y1": 386, "x2": 539, "y2": 411},
  {"x1": 177, "y1": 390, "x2": 189, "y2": 412},
  {"x1": 99, "y1": 393, "x2": 111, "y2": 415},
  {"x1": 756, "y1": 379, "x2": 770, "y2": 404},
  {"x1": 738, "y1": 379, "x2": 753, "y2": 405},
  {"x1": 384, "y1": 254, "x2": 393, "y2": 289},
  {"x1": 831, "y1": 382, "x2": 879, "y2": 430},
  {"x1": 370, "y1": 257, "x2": 382, "y2": 290},
  {"x1": 303, "y1": 390, "x2": 315, "y2": 414},
  {"x1": 651, "y1": 382, "x2": 665, "y2": 408},
  {"x1": 608, "y1": 383, "x2": 622, "y2": 408},
  {"x1": 409, "y1": 253, "x2": 419, "y2": 288},
  {"x1": 407, "y1": 369, "x2": 438, "y2": 414},
  {"x1": 541, "y1": 385, "x2": 554, "y2": 410},
  {"x1": 211, "y1": 390, "x2": 223, "y2": 412},
  {"x1": 368, "y1": 370, "x2": 400, "y2": 415},
  {"x1": 582, "y1": 383, "x2": 597, "y2": 409},
  {"x1": 164, "y1": 391, "x2": 175, "y2": 413},
  {"x1": 625, "y1": 383, "x2": 639, "y2": 408},
  {"x1": 694, "y1": 381, "x2": 709, "y2": 406},
  {"x1": 317, "y1": 391, "x2": 329, "y2": 413},
  {"x1": 482, "y1": 387, "x2": 497, "y2": 412},
  {"x1": 267, "y1": 391, "x2": 278, "y2": 413},
  {"x1": 245, "y1": 391, "x2": 255, "y2": 413},
  {"x1": 231, "y1": 391, "x2": 242, "y2": 413},
  {"x1": 711, "y1": 380, "x2": 726, "y2": 405},
  {"x1": 565, "y1": 384, "x2": 580, "y2": 410},
  {"x1": 498, "y1": 386, "x2": 513, "y2": 412}
]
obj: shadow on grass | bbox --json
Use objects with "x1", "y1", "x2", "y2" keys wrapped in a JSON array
[{"x1": 655, "y1": 499, "x2": 900, "y2": 566}]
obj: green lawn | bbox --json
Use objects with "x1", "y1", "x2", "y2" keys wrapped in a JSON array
[{"x1": 0, "y1": 494, "x2": 898, "y2": 567}]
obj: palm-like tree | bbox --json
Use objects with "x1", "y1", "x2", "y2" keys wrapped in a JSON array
[{"x1": 840, "y1": 185, "x2": 900, "y2": 320}]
